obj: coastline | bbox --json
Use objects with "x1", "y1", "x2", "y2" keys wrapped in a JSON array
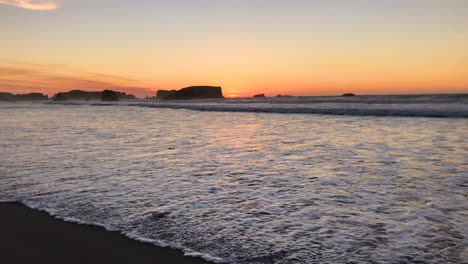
[{"x1": 0, "y1": 202, "x2": 214, "y2": 264}]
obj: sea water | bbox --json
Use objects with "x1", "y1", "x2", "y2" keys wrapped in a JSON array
[{"x1": 1, "y1": 95, "x2": 467, "y2": 263}]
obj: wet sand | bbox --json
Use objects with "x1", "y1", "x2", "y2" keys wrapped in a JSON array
[{"x1": 0, "y1": 202, "x2": 213, "y2": 264}]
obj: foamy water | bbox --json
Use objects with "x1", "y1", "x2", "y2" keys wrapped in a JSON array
[{"x1": 1, "y1": 96, "x2": 467, "y2": 263}]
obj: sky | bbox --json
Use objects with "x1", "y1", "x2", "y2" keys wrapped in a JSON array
[{"x1": 1, "y1": 0, "x2": 467, "y2": 97}]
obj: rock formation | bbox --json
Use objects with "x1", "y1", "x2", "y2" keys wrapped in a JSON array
[
  {"x1": 158, "y1": 86, "x2": 223, "y2": 100},
  {"x1": 253, "y1": 94, "x2": 266, "y2": 98},
  {"x1": 0, "y1": 92, "x2": 16, "y2": 102},
  {"x1": 52, "y1": 93, "x2": 67, "y2": 101},
  {"x1": 52, "y1": 90, "x2": 136, "y2": 101},
  {"x1": 341, "y1": 93, "x2": 356, "y2": 97},
  {"x1": 102, "y1": 90, "x2": 119, "y2": 101},
  {"x1": 0, "y1": 92, "x2": 48, "y2": 102},
  {"x1": 156, "y1": 90, "x2": 176, "y2": 99}
]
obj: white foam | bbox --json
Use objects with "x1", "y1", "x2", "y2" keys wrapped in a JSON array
[{"x1": 1, "y1": 100, "x2": 467, "y2": 264}]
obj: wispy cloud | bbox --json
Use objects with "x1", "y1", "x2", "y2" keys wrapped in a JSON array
[
  {"x1": 0, "y1": 0, "x2": 59, "y2": 10},
  {"x1": 0, "y1": 61, "x2": 153, "y2": 98}
]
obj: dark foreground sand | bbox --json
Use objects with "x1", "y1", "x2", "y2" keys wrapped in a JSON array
[{"x1": 0, "y1": 202, "x2": 213, "y2": 264}]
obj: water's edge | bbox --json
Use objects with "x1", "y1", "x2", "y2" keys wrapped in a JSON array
[{"x1": 0, "y1": 199, "x2": 225, "y2": 263}]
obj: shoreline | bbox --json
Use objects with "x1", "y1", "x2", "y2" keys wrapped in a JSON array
[{"x1": 0, "y1": 202, "x2": 215, "y2": 264}]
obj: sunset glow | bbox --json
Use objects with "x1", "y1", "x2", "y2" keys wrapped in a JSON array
[
  {"x1": 0, "y1": 0, "x2": 58, "y2": 10},
  {"x1": 1, "y1": 0, "x2": 467, "y2": 97}
]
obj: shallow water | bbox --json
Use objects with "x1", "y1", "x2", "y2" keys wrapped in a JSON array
[{"x1": 1, "y1": 101, "x2": 467, "y2": 263}]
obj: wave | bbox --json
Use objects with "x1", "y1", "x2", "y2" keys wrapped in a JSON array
[
  {"x1": 43, "y1": 94, "x2": 468, "y2": 118},
  {"x1": 223, "y1": 93, "x2": 468, "y2": 105},
  {"x1": 128, "y1": 103, "x2": 468, "y2": 118}
]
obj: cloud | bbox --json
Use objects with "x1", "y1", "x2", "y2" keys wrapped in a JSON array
[
  {"x1": 0, "y1": 61, "x2": 153, "y2": 98},
  {"x1": 0, "y1": 0, "x2": 59, "y2": 10}
]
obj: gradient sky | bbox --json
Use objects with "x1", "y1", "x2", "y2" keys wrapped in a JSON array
[{"x1": 1, "y1": 0, "x2": 467, "y2": 97}]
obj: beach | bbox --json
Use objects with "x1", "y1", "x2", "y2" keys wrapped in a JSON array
[{"x1": 0, "y1": 202, "x2": 212, "y2": 264}]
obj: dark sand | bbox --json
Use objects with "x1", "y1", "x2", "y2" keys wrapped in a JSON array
[{"x1": 0, "y1": 202, "x2": 213, "y2": 264}]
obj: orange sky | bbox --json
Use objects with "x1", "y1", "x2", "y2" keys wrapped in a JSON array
[{"x1": 1, "y1": 0, "x2": 467, "y2": 97}]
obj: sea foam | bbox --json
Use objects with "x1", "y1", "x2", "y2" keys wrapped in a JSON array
[{"x1": 1, "y1": 100, "x2": 467, "y2": 263}]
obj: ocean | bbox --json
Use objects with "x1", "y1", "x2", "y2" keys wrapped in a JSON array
[{"x1": 1, "y1": 94, "x2": 467, "y2": 263}]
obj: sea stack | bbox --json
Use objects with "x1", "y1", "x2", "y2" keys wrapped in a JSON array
[
  {"x1": 158, "y1": 86, "x2": 223, "y2": 100},
  {"x1": 253, "y1": 94, "x2": 266, "y2": 98},
  {"x1": 156, "y1": 90, "x2": 176, "y2": 99},
  {"x1": 102, "y1": 90, "x2": 119, "y2": 101}
]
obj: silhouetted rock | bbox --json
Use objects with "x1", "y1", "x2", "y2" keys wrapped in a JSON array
[
  {"x1": 161, "y1": 86, "x2": 223, "y2": 100},
  {"x1": 121, "y1": 93, "x2": 136, "y2": 100},
  {"x1": 253, "y1": 94, "x2": 266, "y2": 98},
  {"x1": 53, "y1": 90, "x2": 99, "y2": 101},
  {"x1": 53, "y1": 93, "x2": 67, "y2": 101},
  {"x1": 0, "y1": 92, "x2": 48, "y2": 102},
  {"x1": 156, "y1": 90, "x2": 177, "y2": 99},
  {"x1": 0, "y1": 92, "x2": 16, "y2": 102},
  {"x1": 102, "y1": 90, "x2": 119, "y2": 101},
  {"x1": 16, "y1": 93, "x2": 48, "y2": 101},
  {"x1": 276, "y1": 94, "x2": 293, "y2": 97},
  {"x1": 342, "y1": 93, "x2": 356, "y2": 97},
  {"x1": 52, "y1": 90, "x2": 136, "y2": 101}
]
